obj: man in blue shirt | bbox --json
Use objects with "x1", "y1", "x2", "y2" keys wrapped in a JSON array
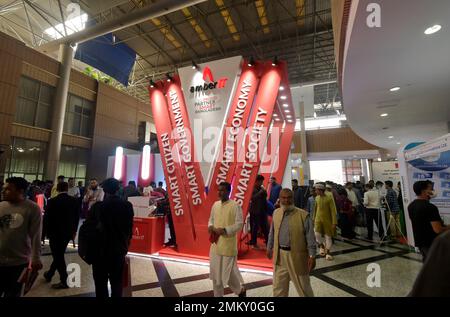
[{"x1": 269, "y1": 177, "x2": 282, "y2": 205}]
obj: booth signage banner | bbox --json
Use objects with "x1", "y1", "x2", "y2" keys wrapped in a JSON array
[
  {"x1": 206, "y1": 64, "x2": 262, "y2": 203},
  {"x1": 149, "y1": 88, "x2": 197, "y2": 246},
  {"x1": 164, "y1": 76, "x2": 207, "y2": 224},
  {"x1": 371, "y1": 161, "x2": 401, "y2": 185},
  {"x1": 148, "y1": 56, "x2": 293, "y2": 256},
  {"x1": 231, "y1": 63, "x2": 283, "y2": 215},
  {"x1": 399, "y1": 134, "x2": 450, "y2": 246},
  {"x1": 178, "y1": 56, "x2": 243, "y2": 184}
]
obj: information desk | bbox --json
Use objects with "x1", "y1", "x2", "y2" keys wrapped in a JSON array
[{"x1": 129, "y1": 216, "x2": 165, "y2": 254}]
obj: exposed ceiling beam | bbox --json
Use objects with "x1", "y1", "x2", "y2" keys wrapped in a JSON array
[
  {"x1": 56, "y1": 0, "x2": 67, "y2": 36},
  {"x1": 23, "y1": 0, "x2": 64, "y2": 38},
  {"x1": 21, "y1": 0, "x2": 36, "y2": 46},
  {"x1": 37, "y1": 0, "x2": 207, "y2": 53},
  {"x1": 114, "y1": 4, "x2": 177, "y2": 67}
]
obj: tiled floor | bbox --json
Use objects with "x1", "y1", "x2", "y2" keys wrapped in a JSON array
[{"x1": 26, "y1": 234, "x2": 423, "y2": 297}]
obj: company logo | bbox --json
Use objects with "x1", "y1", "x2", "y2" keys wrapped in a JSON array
[
  {"x1": 132, "y1": 227, "x2": 145, "y2": 240},
  {"x1": 190, "y1": 66, "x2": 228, "y2": 93}
]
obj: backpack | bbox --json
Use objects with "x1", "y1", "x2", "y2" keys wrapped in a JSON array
[{"x1": 77, "y1": 202, "x2": 106, "y2": 265}]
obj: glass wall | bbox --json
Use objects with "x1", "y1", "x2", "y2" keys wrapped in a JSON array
[
  {"x1": 15, "y1": 76, "x2": 55, "y2": 129},
  {"x1": 4, "y1": 138, "x2": 47, "y2": 182},
  {"x1": 343, "y1": 160, "x2": 363, "y2": 183},
  {"x1": 310, "y1": 160, "x2": 345, "y2": 184},
  {"x1": 64, "y1": 94, "x2": 94, "y2": 138},
  {"x1": 57, "y1": 145, "x2": 90, "y2": 184}
]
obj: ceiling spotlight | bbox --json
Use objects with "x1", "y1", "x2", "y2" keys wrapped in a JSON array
[
  {"x1": 286, "y1": 115, "x2": 292, "y2": 118},
  {"x1": 275, "y1": 118, "x2": 280, "y2": 122},
  {"x1": 287, "y1": 120, "x2": 293, "y2": 123},
  {"x1": 283, "y1": 104, "x2": 289, "y2": 108},
  {"x1": 279, "y1": 86, "x2": 284, "y2": 91},
  {"x1": 272, "y1": 56, "x2": 278, "y2": 66},
  {"x1": 424, "y1": 24, "x2": 442, "y2": 35},
  {"x1": 166, "y1": 73, "x2": 172, "y2": 82},
  {"x1": 388, "y1": 136, "x2": 394, "y2": 139},
  {"x1": 380, "y1": 113, "x2": 389, "y2": 117},
  {"x1": 273, "y1": 114, "x2": 278, "y2": 117},
  {"x1": 149, "y1": 79, "x2": 155, "y2": 88},
  {"x1": 285, "y1": 110, "x2": 290, "y2": 113},
  {"x1": 280, "y1": 96, "x2": 287, "y2": 100},
  {"x1": 191, "y1": 61, "x2": 198, "y2": 70},
  {"x1": 397, "y1": 142, "x2": 401, "y2": 145},
  {"x1": 390, "y1": 86, "x2": 400, "y2": 92},
  {"x1": 247, "y1": 56, "x2": 255, "y2": 67}
]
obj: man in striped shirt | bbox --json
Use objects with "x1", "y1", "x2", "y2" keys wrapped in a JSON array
[{"x1": 384, "y1": 181, "x2": 401, "y2": 238}]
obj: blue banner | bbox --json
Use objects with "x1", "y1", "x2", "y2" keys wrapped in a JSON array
[{"x1": 75, "y1": 33, "x2": 136, "y2": 86}]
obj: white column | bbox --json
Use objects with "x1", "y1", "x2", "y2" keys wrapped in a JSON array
[
  {"x1": 361, "y1": 159, "x2": 370, "y2": 183},
  {"x1": 299, "y1": 101, "x2": 310, "y2": 185},
  {"x1": 44, "y1": 43, "x2": 74, "y2": 181}
]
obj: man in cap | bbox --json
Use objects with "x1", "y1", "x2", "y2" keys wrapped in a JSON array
[{"x1": 313, "y1": 183, "x2": 337, "y2": 260}]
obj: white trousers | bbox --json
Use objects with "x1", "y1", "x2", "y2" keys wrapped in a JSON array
[
  {"x1": 210, "y1": 246, "x2": 244, "y2": 297},
  {"x1": 315, "y1": 231, "x2": 333, "y2": 250}
]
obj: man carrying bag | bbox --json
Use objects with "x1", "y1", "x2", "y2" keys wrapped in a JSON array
[{"x1": 78, "y1": 178, "x2": 134, "y2": 298}]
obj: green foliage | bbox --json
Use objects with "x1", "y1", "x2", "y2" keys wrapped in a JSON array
[{"x1": 83, "y1": 67, "x2": 112, "y2": 84}]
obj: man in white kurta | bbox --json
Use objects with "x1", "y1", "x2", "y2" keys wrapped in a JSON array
[{"x1": 208, "y1": 182, "x2": 246, "y2": 297}]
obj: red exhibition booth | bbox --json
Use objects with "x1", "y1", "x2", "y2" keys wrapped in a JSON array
[{"x1": 124, "y1": 56, "x2": 295, "y2": 271}]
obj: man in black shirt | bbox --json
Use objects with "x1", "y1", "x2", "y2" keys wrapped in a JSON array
[
  {"x1": 408, "y1": 180, "x2": 449, "y2": 261},
  {"x1": 43, "y1": 182, "x2": 79, "y2": 289},
  {"x1": 247, "y1": 175, "x2": 269, "y2": 249},
  {"x1": 292, "y1": 179, "x2": 308, "y2": 209},
  {"x1": 88, "y1": 178, "x2": 134, "y2": 297}
]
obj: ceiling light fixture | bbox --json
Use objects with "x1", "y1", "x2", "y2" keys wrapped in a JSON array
[
  {"x1": 424, "y1": 24, "x2": 442, "y2": 35},
  {"x1": 191, "y1": 61, "x2": 198, "y2": 70},
  {"x1": 279, "y1": 86, "x2": 284, "y2": 91},
  {"x1": 286, "y1": 115, "x2": 292, "y2": 118},
  {"x1": 280, "y1": 96, "x2": 287, "y2": 100},
  {"x1": 273, "y1": 114, "x2": 278, "y2": 117},
  {"x1": 149, "y1": 79, "x2": 155, "y2": 88},
  {"x1": 285, "y1": 110, "x2": 290, "y2": 113},
  {"x1": 283, "y1": 104, "x2": 289, "y2": 108},
  {"x1": 166, "y1": 73, "x2": 172, "y2": 82},
  {"x1": 380, "y1": 113, "x2": 388, "y2": 117},
  {"x1": 388, "y1": 136, "x2": 394, "y2": 139},
  {"x1": 390, "y1": 87, "x2": 400, "y2": 92}
]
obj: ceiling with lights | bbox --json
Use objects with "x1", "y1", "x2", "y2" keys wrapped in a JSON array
[
  {"x1": 342, "y1": 0, "x2": 450, "y2": 153},
  {"x1": 0, "y1": 0, "x2": 340, "y2": 114}
]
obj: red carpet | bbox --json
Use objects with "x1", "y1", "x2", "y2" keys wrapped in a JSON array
[{"x1": 158, "y1": 237, "x2": 273, "y2": 272}]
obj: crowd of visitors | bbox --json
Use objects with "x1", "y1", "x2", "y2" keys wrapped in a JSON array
[
  {"x1": 0, "y1": 174, "x2": 173, "y2": 298},
  {"x1": 1, "y1": 172, "x2": 449, "y2": 298}
]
